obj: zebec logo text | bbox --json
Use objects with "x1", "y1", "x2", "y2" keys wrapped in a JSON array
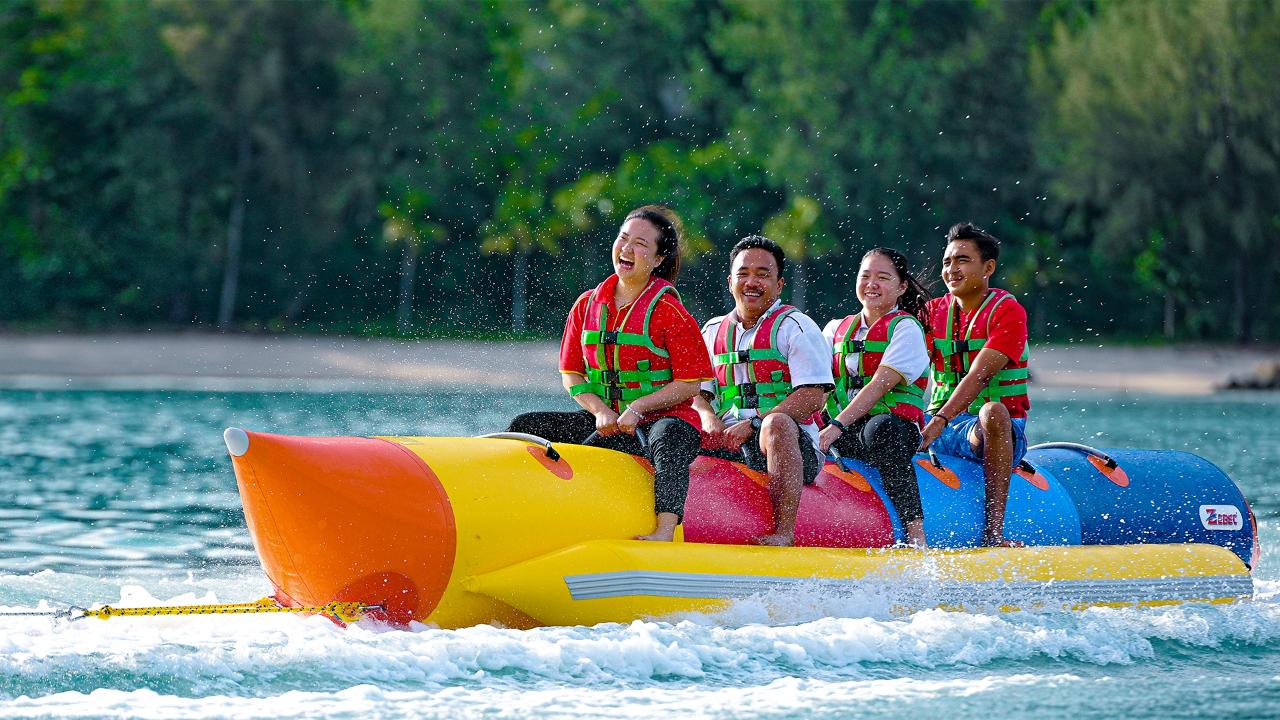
[{"x1": 1199, "y1": 505, "x2": 1243, "y2": 531}]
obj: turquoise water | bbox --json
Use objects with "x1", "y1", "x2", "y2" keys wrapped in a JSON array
[{"x1": 1, "y1": 388, "x2": 1278, "y2": 718}]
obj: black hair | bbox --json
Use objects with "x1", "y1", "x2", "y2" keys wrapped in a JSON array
[
  {"x1": 624, "y1": 205, "x2": 683, "y2": 282},
  {"x1": 946, "y1": 222, "x2": 1000, "y2": 263},
  {"x1": 729, "y1": 235, "x2": 786, "y2": 276},
  {"x1": 862, "y1": 247, "x2": 933, "y2": 333}
]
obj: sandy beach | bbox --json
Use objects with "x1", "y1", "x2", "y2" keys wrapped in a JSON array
[{"x1": 0, "y1": 332, "x2": 1274, "y2": 395}]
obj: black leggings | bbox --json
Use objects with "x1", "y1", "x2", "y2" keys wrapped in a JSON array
[
  {"x1": 506, "y1": 410, "x2": 701, "y2": 520},
  {"x1": 832, "y1": 413, "x2": 924, "y2": 525}
]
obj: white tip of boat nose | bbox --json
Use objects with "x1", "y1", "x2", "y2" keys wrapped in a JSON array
[{"x1": 224, "y1": 427, "x2": 250, "y2": 457}]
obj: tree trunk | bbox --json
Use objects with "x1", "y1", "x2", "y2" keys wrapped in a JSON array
[
  {"x1": 170, "y1": 189, "x2": 193, "y2": 324},
  {"x1": 511, "y1": 249, "x2": 529, "y2": 333},
  {"x1": 396, "y1": 242, "x2": 420, "y2": 334},
  {"x1": 283, "y1": 278, "x2": 313, "y2": 327},
  {"x1": 1232, "y1": 255, "x2": 1247, "y2": 343},
  {"x1": 791, "y1": 258, "x2": 807, "y2": 311},
  {"x1": 1163, "y1": 291, "x2": 1176, "y2": 340},
  {"x1": 217, "y1": 131, "x2": 252, "y2": 331}
]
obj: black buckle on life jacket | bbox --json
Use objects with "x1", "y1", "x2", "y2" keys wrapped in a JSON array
[
  {"x1": 849, "y1": 375, "x2": 865, "y2": 390},
  {"x1": 600, "y1": 331, "x2": 619, "y2": 345},
  {"x1": 847, "y1": 340, "x2": 864, "y2": 353},
  {"x1": 602, "y1": 370, "x2": 621, "y2": 386},
  {"x1": 604, "y1": 386, "x2": 623, "y2": 404},
  {"x1": 951, "y1": 339, "x2": 980, "y2": 354},
  {"x1": 737, "y1": 382, "x2": 759, "y2": 409}
]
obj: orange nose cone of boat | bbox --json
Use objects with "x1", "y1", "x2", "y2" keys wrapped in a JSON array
[{"x1": 224, "y1": 428, "x2": 456, "y2": 625}]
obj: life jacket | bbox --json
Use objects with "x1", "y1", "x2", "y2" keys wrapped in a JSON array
[
  {"x1": 710, "y1": 303, "x2": 798, "y2": 417},
  {"x1": 928, "y1": 289, "x2": 1030, "y2": 416},
  {"x1": 569, "y1": 277, "x2": 678, "y2": 413},
  {"x1": 826, "y1": 310, "x2": 927, "y2": 428}
]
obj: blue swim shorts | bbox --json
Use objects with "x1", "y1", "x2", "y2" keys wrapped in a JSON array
[{"x1": 928, "y1": 412, "x2": 1028, "y2": 469}]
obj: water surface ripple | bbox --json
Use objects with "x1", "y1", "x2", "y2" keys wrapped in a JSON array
[{"x1": 1, "y1": 389, "x2": 1277, "y2": 718}]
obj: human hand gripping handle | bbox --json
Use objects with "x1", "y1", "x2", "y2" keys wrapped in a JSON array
[
  {"x1": 594, "y1": 407, "x2": 622, "y2": 436},
  {"x1": 920, "y1": 346, "x2": 1009, "y2": 452},
  {"x1": 692, "y1": 392, "x2": 727, "y2": 449},
  {"x1": 722, "y1": 418, "x2": 756, "y2": 451},
  {"x1": 918, "y1": 413, "x2": 948, "y2": 452},
  {"x1": 616, "y1": 405, "x2": 644, "y2": 435},
  {"x1": 818, "y1": 418, "x2": 846, "y2": 453}
]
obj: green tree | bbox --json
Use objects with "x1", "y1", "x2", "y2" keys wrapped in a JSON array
[
  {"x1": 163, "y1": 0, "x2": 357, "y2": 329},
  {"x1": 0, "y1": 0, "x2": 217, "y2": 325},
  {"x1": 1034, "y1": 0, "x2": 1280, "y2": 341},
  {"x1": 344, "y1": 0, "x2": 505, "y2": 333},
  {"x1": 706, "y1": 0, "x2": 1052, "y2": 322}
]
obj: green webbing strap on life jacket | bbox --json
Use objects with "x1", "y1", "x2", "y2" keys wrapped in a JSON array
[
  {"x1": 717, "y1": 370, "x2": 793, "y2": 416},
  {"x1": 712, "y1": 347, "x2": 787, "y2": 366},
  {"x1": 927, "y1": 292, "x2": 1029, "y2": 414},
  {"x1": 571, "y1": 283, "x2": 677, "y2": 410},
  {"x1": 826, "y1": 314, "x2": 925, "y2": 419},
  {"x1": 713, "y1": 305, "x2": 796, "y2": 416}
]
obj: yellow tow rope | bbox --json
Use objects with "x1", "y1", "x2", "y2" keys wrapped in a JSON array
[
  {"x1": 0, "y1": 597, "x2": 378, "y2": 623},
  {"x1": 77, "y1": 596, "x2": 374, "y2": 623}
]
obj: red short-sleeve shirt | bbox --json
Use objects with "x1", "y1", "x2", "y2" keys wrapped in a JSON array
[
  {"x1": 926, "y1": 291, "x2": 1029, "y2": 418},
  {"x1": 560, "y1": 275, "x2": 712, "y2": 427}
]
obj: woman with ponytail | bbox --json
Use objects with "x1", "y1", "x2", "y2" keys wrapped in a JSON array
[
  {"x1": 817, "y1": 248, "x2": 933, "y2": 548},
  {"x1": 506, "y1": 205, "x2": 712, "y2": 542}
]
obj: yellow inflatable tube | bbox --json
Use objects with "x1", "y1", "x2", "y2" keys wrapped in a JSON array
[
  {"x1": 466, "y1": 540, "x2": 1250, "y2": 626},
  {"x1": 224, "y1": 430, "x2": 1253, "y2": 629}
]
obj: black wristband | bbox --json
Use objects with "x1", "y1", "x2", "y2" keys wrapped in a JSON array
[
  {"x1": 750, "y1": 416, "x2": 763, "y2": 431},
  {"x1": 935, "y1": 412, "x2": 951, "y2": 426},
  {"x1": 828, "y1": 418, "x2": 847, "y2": 433}
]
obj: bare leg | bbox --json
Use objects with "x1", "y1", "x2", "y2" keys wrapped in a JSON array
[
  {"x1": 904, "y1": 519, "x2": 928, "y2": 549},
  {"x1": 635, "y1": 512, "x2": 679, "y2": 542},
  {"x1": 973, "y1": 401, "x2": 1022, "y2": 548},
  {"x1": 754, "y1": 414, "x2": 803, "y2": 547}
]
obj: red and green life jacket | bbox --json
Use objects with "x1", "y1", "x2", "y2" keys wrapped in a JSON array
[
  {"x1": 569, "y1": 277, "x2": 677, "y2": 413},
  {"x1": 826, "y1": 310, "x2": 927, "y2": 428},
  {"x1": 928, "y1": 289, "x2": 1030, "y2": 415},
  {"x1": 710, "y1": 303, "x2": 797, "y2": 416}
]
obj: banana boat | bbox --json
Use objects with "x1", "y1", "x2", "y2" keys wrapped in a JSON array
[{"x1": 223, "y1": 429, "x2": 1258, "y2": 628}]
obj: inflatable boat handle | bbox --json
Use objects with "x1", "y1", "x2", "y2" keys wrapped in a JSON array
[
  {"x1": 477, "y1": 432, "x2": 561, "y2": 462},
  {"x1": 1028, "y1": 442, "x2": 1117, "y2": 469},
  {"x1": 578, "y1": 429, "x2": 651, "y2": 453},
  {"x1": 927, "y1": 447, "x2": 946, "y2": 470}
]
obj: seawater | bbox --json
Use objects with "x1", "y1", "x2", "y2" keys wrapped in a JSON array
[{"x1": 1, "y1": 388, "x2": 1278, "y2": 719}]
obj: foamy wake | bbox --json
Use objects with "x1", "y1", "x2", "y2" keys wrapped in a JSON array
[{"x1": 2, "y1": 574, "x2": 1279, "y2": 718}]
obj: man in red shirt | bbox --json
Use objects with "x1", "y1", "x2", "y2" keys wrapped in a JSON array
[{"x1": 919, "y1": 222, "x2": 1030, "y2": 547}]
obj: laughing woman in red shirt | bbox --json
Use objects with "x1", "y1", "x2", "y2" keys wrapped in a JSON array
[{"x1": 506, "y1": 205, "x2": 713, "y2": 541}]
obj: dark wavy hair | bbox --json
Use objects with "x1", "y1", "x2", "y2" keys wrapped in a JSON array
[
  {"x1": 729, "y1": 235, "x2": 786, "y2": 276},
  {"x1": 624, "y1": 205, "x2": 684, "y2": 282},
  {"x1": 863, "y1": 247, "x2": 933, "y2": 333},
  {"x1": 946, "y1": 221, "x2": 1000, "y2": 262}
]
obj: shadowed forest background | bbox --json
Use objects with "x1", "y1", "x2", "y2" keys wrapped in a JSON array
[{"x1": 2, "y1": 0, "x2": 1277, "y2": 342}]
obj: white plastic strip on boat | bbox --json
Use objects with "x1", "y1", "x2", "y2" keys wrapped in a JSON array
[{"x1": 563, "y1": 570, "x2": 1255, "y2": 606}]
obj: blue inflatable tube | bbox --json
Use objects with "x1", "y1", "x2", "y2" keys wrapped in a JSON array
[{"x1": 842, "y1": 444, "x2": 1257, "y2": 568}]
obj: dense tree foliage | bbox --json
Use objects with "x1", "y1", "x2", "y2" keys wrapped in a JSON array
[{"x1": 1, "y1": 0, "x2": 1276, "y2": 342}]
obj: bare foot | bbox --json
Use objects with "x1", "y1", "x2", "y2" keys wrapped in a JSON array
[
  {"x1": 904, "y1": 520, "x2": 928, "y2": 550},
  {"x1": 753, "y1": 532, "x2": 794, "y2": 547},
  {"x1": 635, "y1": 528, "x2": 675, "y2": 542},
  {"x1": 985, "y1": 536, "x2": 1024, "y2": 548},
  {"x1": 635, "y1": 513, "x2": 678, "y2": 542}
]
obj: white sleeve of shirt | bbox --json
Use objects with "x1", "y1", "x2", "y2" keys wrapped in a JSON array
[
  {"x1": 778, "y1": 312, "x2": 836, "y2": 387},
  {"x1": 699, "y1": 317, "x2": 723, "y2": 395},
  {"x1": 821, "y1": 317, "x2": 842, "y2": 346},
  {"x1": 879, "y1": 319, "x2": 930, "y2": 384}
]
